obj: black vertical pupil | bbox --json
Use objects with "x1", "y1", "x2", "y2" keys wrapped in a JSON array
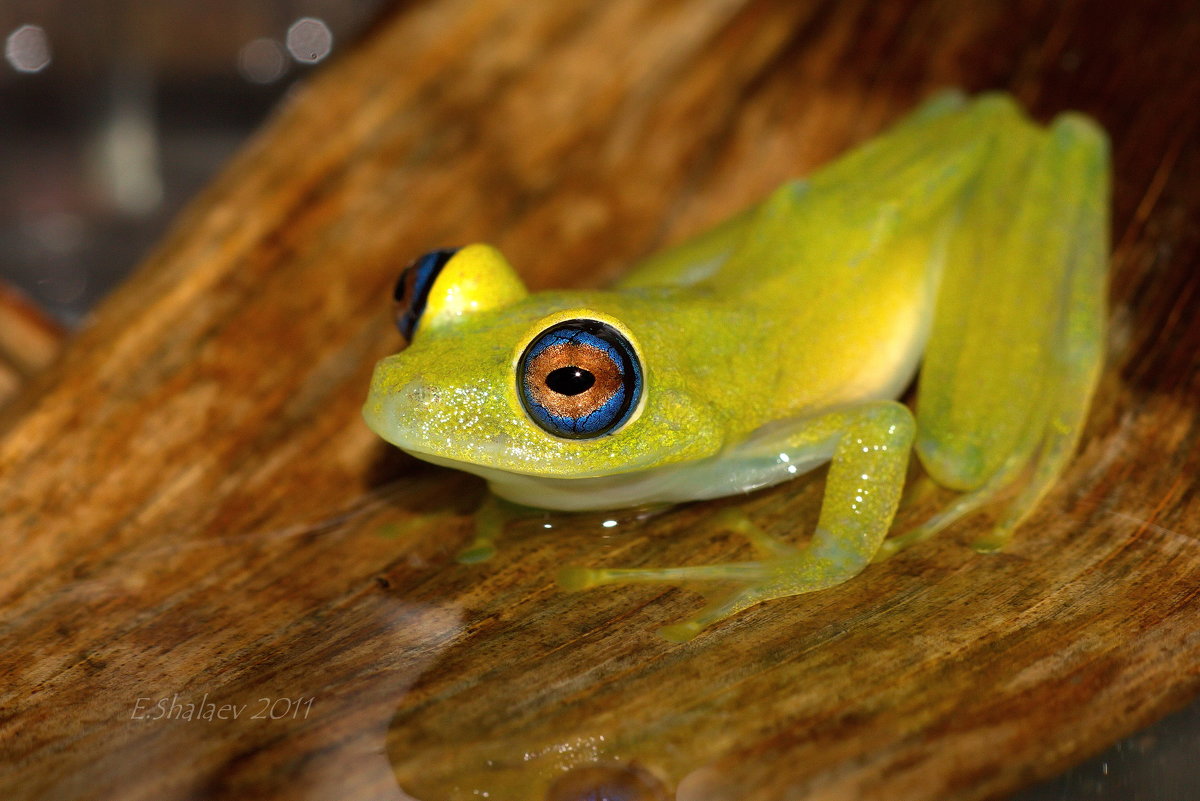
[{"x1": 546, "y1": 367, "x2": 595, "y2": 396}]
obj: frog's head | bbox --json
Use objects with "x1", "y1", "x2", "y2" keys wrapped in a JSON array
[{"x1": 363, "y1": 244, "x2": 723, "y2": 479}]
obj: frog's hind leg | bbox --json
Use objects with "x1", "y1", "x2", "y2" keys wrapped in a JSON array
[
  {"x1": 974, "y1": 114, "x2": 1109, "y2": 550},
  {"x1": 890, "y1": 107, "x2": 1110, "y2": 557}
]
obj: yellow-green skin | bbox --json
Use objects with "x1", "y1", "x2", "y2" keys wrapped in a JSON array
[{"x1": 364, "y1": 92, "x2": 1109, "y2": 640}]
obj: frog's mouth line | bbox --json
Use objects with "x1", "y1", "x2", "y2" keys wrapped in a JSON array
[
  {"x1": 360, "y1": 398, "x2": 572, "y2": 479},
  {"x1": 372, "y1": 429, "x2": 670, "y2": 483},
  {"x1": 361, "y1": 393, "x2": 706, "y2": 487}
]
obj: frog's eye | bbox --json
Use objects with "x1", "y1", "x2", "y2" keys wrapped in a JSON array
[
  {"x1": 518, "y1": 320, "x2": 642, "y2": 439},
  {"x1": 393, "y1": 248, "x2": 459, "y2": 341}
]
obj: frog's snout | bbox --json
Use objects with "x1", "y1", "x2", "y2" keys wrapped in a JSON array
[
  {"x1": 365, "y1": 355, "x2": 524, "y2": 468},
  {"x1": 362, "y1": 360, "x2": 434, "y2": 445},
  {"x1": 369, "y1": 376, "x2": 441, "y2": 441}
]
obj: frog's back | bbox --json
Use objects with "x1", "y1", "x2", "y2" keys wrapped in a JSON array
[
  {"x1": 619, "y1": 91, "x2": 987, "y2": 296},
  {"x1": 616, "y1": 96, "x2": 1000, "y2": 412},
  {"x1": 618, "y1": 92, "x2": 1100, "y2": 427}
]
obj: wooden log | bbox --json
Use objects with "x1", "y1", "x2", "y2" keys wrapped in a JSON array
[
  {"x1": 0, "y1": 283, "x2": 64, "y2": 412},
  {"x1": 2, "y1": 1, "x2": 1198, "y2": 799}
]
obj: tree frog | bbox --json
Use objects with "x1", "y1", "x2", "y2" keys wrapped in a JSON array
[{"x1": 363, "y1": 92, "x2": 1109, "y2": 641}]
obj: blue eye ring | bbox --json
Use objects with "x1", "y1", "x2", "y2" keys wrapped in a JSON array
[
  {"x1": 393, "y1": 248, "x2": 459, "y2": 341},
  {"x1": 517, "y1": 319, "x2": 642, "y2": 439}
]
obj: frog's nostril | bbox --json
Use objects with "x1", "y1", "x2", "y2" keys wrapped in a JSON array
[{"x1": 401, "y1": 379, "x2": 440, "y2": 407}]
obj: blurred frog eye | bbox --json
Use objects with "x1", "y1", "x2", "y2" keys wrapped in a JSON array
[
  {"x1": 518, "y1": 319, "x2": 642, "y2": 439},
  {"x1": 393, "y1": 248, "x2": 459, "y2": 341}
]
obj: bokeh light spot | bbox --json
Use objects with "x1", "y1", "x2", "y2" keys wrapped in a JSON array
[
  {"x1": 238, "y1": 37, "x2": 286, "y2": 84},
  {"x1": 286, "y1": 18, "x2": 332, "y2": 64},
  {"x1": 5, "y1": 24, "x2": 52, "y2": 73}
]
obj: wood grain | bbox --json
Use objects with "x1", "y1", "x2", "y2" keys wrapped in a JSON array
[
  {"x1": 0, "y1": 283, "x2": 64, "y2": 411},
  {"x1": 2, "y1": 1, "x2": 1198, "y2": 800}
]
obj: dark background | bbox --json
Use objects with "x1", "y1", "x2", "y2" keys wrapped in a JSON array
[{"x1": 0, "y1": 0, "x2": 385, "y2": 323}]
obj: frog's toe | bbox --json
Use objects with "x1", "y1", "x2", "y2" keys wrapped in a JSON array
[
  {"x1": 456, "y1": 540, "x2": 497, "y2": 564},
  {"x1": 562, "y1": 568, "x2": 781, "y2": 641},
  {"x1": 969, "y1": 525, "x2": 1015, "y2": 553},
  {"x1": 656, "y1": 585, "x2": 777, "y2": 641},
  {"x1": 657, "y1": 621, "x2": 705, "y2": 643},
  {"x1": 559, "y1": 561, "x2": 772, "y2": 588},
  {"x1": 714, "y1": 508, "x2": 797, "y2": 557},
  {"x1": 560, "y1": 557, "x2": 846, "y2": 640},
  {"x1": 557, "y1": 566, "x2": 602, "y2": 591}
]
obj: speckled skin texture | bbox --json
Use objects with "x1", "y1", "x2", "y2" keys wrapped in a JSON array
[{"x1": 364, "y1": 92, "x2": 1109, "y2": 638}]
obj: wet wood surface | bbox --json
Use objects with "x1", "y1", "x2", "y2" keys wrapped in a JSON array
[{"x1": 2, "y1": 1, "x2": 1199, "y2": 799}]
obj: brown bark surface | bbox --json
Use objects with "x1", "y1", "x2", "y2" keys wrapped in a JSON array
[
  {"x1": 0, "y1": 284, "x2": 64, "y2": 411},
  {"x1": 2, "y1": 1, "x2": 1198, "y2": 800}
]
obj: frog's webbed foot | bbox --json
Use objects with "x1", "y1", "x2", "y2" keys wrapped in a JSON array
[
  {"x1": 558, "y1": 509, "x2": 796, "y2": 591},
  {"x1": 560, "y1": 401, "x2": 916, "y2": 641},
  {"x1": 559, "y1": 515, "x2": 853, "y2": 642}
]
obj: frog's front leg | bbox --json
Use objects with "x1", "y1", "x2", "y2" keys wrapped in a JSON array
[
  {"x1": 456, "y1": 492, "x2": 511, "y2": 564},
  {"x1": 559, "y1": 401, "x2": 914, "y2": 641}
]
